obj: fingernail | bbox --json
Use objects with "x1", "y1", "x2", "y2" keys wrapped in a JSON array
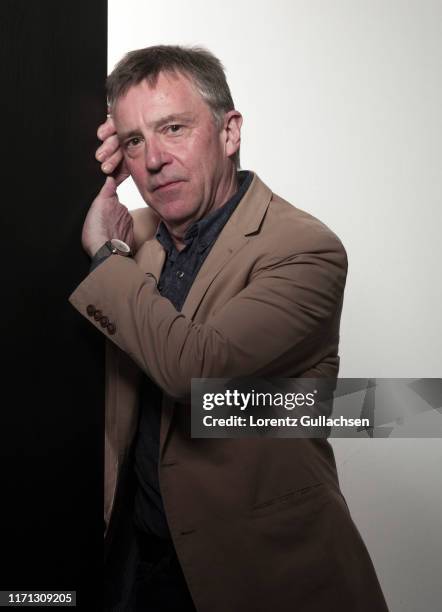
[
  {"x1": 102, "y1": 163, "x2": 111, "y2": 172},
  {"x1": 96, "y1": 151, "x2": 104, "y2": 161}
]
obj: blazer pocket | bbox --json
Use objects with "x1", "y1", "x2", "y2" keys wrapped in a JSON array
[{"x1": 250, "y1": 482, "x2": 328, "y2": 518}]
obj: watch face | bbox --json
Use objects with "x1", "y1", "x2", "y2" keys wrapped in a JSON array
[{"x1": 110, "y1": 238, "x2": 131, "y2": 254}]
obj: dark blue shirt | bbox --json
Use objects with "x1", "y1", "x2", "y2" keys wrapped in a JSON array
[{"x1": 133, "y1": 170, "x2": 253, "y2": 539}]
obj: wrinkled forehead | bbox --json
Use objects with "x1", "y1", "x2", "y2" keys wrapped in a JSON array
[
  {"x1": 111, "y1": 70, "x2": 214, "y2": 135},
  {"x1": 110, "y1": 69, "x2": 205, "y2": 113}
]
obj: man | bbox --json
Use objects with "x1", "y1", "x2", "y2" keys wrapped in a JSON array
[{"x1": 69, "y1": 46, "x2": 388, "y2": 611}]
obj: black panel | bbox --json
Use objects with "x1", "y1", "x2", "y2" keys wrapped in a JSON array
[{"x1": 0, "y1": 1, "x2": 107, "y2": 607}]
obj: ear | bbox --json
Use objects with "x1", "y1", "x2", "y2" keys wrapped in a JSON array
[{"x1": 223, "y1": 110, "x2": 243, "y2": 159}]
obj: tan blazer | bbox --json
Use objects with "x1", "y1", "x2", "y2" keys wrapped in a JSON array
[{"x1": 69, "y1": 174, "x2": 388, "y2": 612}]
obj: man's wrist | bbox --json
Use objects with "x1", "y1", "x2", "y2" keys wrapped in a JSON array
[{"x1": 85, "y1": 237, "x2": 108, "y2": 259}]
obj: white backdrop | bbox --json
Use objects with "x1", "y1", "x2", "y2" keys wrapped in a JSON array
[{"x1": 108, "y1": 1, "x2": 442, "y2": 610}]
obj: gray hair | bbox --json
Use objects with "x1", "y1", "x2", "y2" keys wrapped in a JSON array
[{"x1": 107, "y1": 45, "x2": 240, "y2": 167}]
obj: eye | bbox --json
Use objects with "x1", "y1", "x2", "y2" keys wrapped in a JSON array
[
  {"x1": 125, "y1": 136, "x2": 143, "y2": 149},
  {"x1": 166, "y1": 124, "x2": 183, "y2": 134}
]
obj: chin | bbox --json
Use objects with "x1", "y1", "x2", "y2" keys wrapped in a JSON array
[{"x1": 151, "y1": 199, "x2": 196, "y2": 226}]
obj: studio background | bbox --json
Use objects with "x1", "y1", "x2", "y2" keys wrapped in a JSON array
[
  {"x1": 108, "y1": 1, "x2": 442, "y2": 610},
  {"x1": 0, "y1": 1, "x2": 107, "y2": 606}
]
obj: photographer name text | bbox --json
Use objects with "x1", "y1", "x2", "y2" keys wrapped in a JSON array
[{"x1": 202, "y1": 415, "x2": 370, "y2": 428}]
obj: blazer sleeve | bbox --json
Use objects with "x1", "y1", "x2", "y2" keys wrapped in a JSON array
[{"x1": 68, "y1": 233, "x2": 347, "y2": 399}]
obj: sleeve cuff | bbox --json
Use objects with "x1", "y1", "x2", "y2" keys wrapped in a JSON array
[{"x1": 89, "y1": 242, "x2": 111, "y2": 273}]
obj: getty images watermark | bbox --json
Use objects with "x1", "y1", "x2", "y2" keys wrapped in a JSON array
[{"x1": 191, "y1": 378, "x2": 442, "y2": 438}]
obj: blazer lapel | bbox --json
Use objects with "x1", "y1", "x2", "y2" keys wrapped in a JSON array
[{"x1": 181, "y1": 173, "x2": 273, "y2": 319}]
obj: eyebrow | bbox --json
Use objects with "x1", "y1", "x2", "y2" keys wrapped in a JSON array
[{"x1": 118, "y1": 112, "x2": 195, "y2": 141}]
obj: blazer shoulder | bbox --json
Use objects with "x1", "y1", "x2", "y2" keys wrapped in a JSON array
[{"x1": 261, "y1": 191, "x2": 347, "y2": 263}]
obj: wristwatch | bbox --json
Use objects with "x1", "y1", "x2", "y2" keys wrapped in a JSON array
[
  {"x1": 90, "y1": 238, "x2": 132, "y2": 272},
  {"x1": 104, "y1": 238, "x2": 132, "y2": 257}
]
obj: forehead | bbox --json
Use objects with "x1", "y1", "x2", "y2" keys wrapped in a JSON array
[{"x1": 112, "y1": 71, "x2": 210, "y2": 128}]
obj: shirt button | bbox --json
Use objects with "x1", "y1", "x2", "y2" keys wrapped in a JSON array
[{"x1": 176, "y1": 270, "x2": 184, "y2": 278}]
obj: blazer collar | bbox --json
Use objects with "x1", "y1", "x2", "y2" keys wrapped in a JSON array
[{"x1": 228, "y1": 172, "x2": 273, "y2": 237}]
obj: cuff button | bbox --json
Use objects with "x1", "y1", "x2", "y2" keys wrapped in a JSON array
[
  {"x1": 107, "y1": 322, "x2": 116, "y2": 335},
  {"x1": 86, "y1": 304, "x2": 96, "y2": 316}
]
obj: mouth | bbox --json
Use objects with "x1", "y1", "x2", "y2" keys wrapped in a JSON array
[{"x1": 152, "y1": 180, "x2": 184, "y2": 192}]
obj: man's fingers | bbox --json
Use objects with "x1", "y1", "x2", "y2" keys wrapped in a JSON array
[
  {"x1": 96, "y1": 116, "x2": 126, "y2": 177},
  {"x1": 97, "y1": 115, "x2": 116, "y2": 141},
  {"x1": 100, "y1": 147, "x2": 124, "y2": 174},
  {"x1": 96, "y1": 133, "x2": 121, "y2": 164}
]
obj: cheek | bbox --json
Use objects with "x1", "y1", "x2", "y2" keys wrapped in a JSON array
[{"x1": 186, "y1": 131, "x2": 222, "y2": 170}]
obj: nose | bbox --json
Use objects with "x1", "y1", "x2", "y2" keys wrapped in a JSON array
[{"x1": 144, "y1": 135, "x2": 170, "y2": 173}]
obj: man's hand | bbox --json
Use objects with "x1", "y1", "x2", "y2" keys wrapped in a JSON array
[
  {"x1": 95, "y1": 115, "x2": 129, "y2": 185},
  {"x1": 81, "y1": 115, "x2": 134, "y2": 258},
  {"x1": 81, "y1": 176, "x2": 134, "y2": 258}
]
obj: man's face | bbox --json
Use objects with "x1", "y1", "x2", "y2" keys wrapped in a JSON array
[{"x1": 113, "y1": 71, "x2": 232, "y2": 229}]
